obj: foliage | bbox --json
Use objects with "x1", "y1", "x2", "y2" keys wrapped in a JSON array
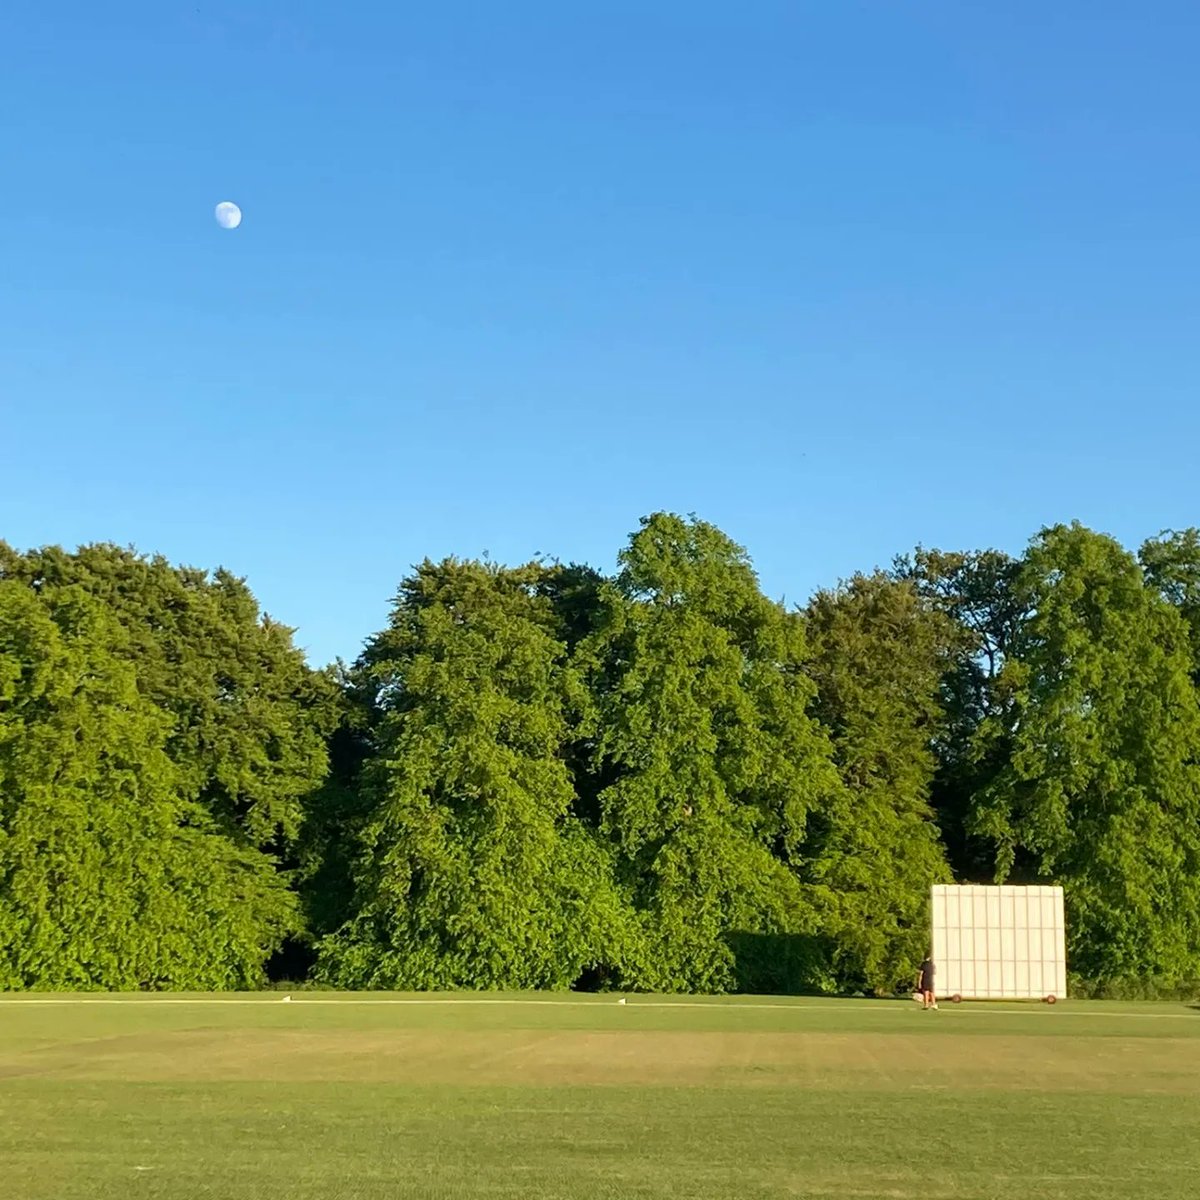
[
  {"x1": 0, "y1": 582, "x2": 296, "y2": 990},
  {"x1": 7, "y1": 514, "x2": 1200, "y2": 994},
  {"x1": 315, "y1": 560, "x2": 633, "y2": 990},
  {"x1": 970, "y1": 524, "x2": 1200, "y2": 984},
  {"x1": 0, "y1": 542, "x2": 336, "y2": 850},
  {"x1": 1140, "y1": 528, "x2": 1200, "y2": 679},
  {"x1": 579, "y1": 514, "x2": 843, "y2": 993},
  {"x1": 893, "y1": 547, "x2": 1025, "y2": 879},
  {"x1": 290, "y1": 664, "x2": 377, "y2": 943},
  {"x1": 803, "y1": 573, "x2": 954, "y2": 992}
]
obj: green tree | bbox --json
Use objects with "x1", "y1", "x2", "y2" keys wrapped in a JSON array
[
  {"x1": 315, "y1": 560, "x2": 631, "y2": 990},
  {"x1": 291, "y1": 662, "x2": 377, "y2": 945},
  {"x1": 803, "y1": 573, "x2": 954, "y2": 992},
  {"x1": 893, "y1": 548, "x2": 1025, "y2": 879},
  {"x1": 972, "y1": 524, "x2": 1200, "y2": 985},
  {"x1": 0, "y1": 543, "x2": 336, "y2": 850},
  {"x1": 0, "y1": 582, "x2": 296, "y2": 990},
  {"x1": 1140, "y1": 528, "x2": 1200, "y2": 681},
  {"x1": 580, "y1": 514, "x2": 843, "y2": 993}
]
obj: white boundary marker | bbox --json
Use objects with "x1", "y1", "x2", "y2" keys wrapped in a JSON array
[{"x1": 0, "y1": 996, "x2": 1195, "y2": 1018}]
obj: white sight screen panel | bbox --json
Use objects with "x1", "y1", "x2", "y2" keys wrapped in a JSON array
[{"x1": 931, "y1": 885, "x2": 1067, "y2": 1001}]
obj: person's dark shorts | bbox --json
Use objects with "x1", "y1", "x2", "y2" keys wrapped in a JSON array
[{"x1": 920, "y1": 973, "x2": 934, "y2": 992}]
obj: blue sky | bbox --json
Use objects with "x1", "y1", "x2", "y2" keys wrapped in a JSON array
[{"x1": 4, "y1": 3, "x2": 1198, "y2": 665}]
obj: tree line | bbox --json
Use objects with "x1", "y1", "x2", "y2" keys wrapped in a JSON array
[{"x1": 2, "y1": 515, "x2": 1199, "y2": 995}]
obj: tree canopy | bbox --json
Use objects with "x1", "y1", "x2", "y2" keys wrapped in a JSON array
[
  {"x1": 579, "y1": 515, "x2": 843, "y2": 992},
  {"x1": 4, "y1": 514, "x2": 1199, "y2": 994},
  {"x1": 0, "y1": 582, "x2": 296, "y2": 989},
  {"x1": 803, "y1": 573, "x2": 954, "y2": 992},
  {"x1": 968, "y1": 524, "x2": 1200, "y2": 985},
  {"x1": 315, "y1": 560, "x2": 631, "y2": 990},
  {"x1": 0, "y1": 543, "x2": 336, "y2": 850}
]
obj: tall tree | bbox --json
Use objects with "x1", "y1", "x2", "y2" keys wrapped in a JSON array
[
  {"x1": 803, "y1": 573, "x2": 954, "y2": 992},
  {"x1": 0, "y1": 582, "x2": 296, "y2": 989},
  {"x1": 580, "y1": 514, "x2": 843, "y2": 993},
  {"x1": 971, "y1": 524, "x2": 1200, "y2": 985},
  {"x1": 315, "y1": 560, "x2": 631, "y2": 990},
  {"x1": 893, "y1": 548, "x2": 1025, "y2": 878},
  {"x1": 0, "y1": 543, "x2": 336, "y2": 850}
]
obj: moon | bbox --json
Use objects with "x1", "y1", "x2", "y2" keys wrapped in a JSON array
[{"x1": 214, "y1": 201, "x2": 242, "y2": 230}]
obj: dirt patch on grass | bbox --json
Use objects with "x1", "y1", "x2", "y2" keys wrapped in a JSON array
[{"x1": 5, "y1": 1029, "x2": 1198, "y2": 1092}]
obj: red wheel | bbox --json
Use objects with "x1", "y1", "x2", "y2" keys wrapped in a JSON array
[
  {"x1": 951, "y1": 994, "x2": 962, "y2": 1004},
  {"x1": 1045, "y1": 994, "x2": 1057, "y2": 1005}
]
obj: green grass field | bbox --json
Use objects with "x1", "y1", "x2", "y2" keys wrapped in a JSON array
[{"x1": 1, "y1": 993, "x2": 1197, "y2": 1199}]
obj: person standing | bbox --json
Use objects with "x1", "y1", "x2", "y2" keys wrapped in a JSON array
[{"x1": 918, "y1": 955, "x2": 937, "y2": 1010}]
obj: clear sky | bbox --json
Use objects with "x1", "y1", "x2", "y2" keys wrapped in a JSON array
[{"x1": 4, "y1": 3, "x2": 1198, "y2": 665}]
